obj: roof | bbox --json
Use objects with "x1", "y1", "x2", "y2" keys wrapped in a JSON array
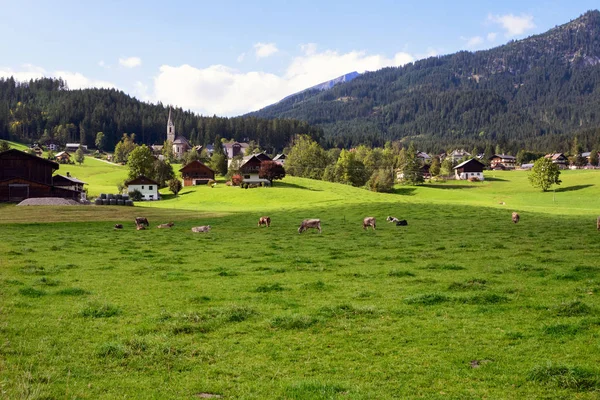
[
  {"x1": 240, "y1": 154, "x2": 265, "y2": 169},
  {"x1": 55, "y1": 151, "x2": 70, "y2": 157},
  {"x1": 223, "y1": 142, "x2": 249, "y2": 149},
  {"x1": 273, "y1": 154, "x2": 286, "y2": 160},
  {"x1": 53, "y1": 174, "x2": 87, "y2": 185},
  {"x1": 173, "y1": 135, "x2": 190, "y2": 145},
  {"x1": 545, "y1": 153, "x2": 566, "y2": 160},
  {"x1": 0, "y1": 148, "x2": 59, "y2": 168},
  {"x1": 125, "y1": 175, "x2": 159, "y2": 186},
  {"x1": 453, "y1": 158, "x2": 485, "y2": 169},
  {"x1": 450, "y1": 149, "x2": 471, "y2": 157},
  {"x1": 179, "y1": 160, "x2": 215, "y2": 173},
  {"x1": 490, "y1": 154, "x2": 516, "y2": 160}
]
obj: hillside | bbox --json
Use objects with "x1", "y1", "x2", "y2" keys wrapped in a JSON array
[{"x1": 249, "y1": 10, "x2": 600, "y2": 153}]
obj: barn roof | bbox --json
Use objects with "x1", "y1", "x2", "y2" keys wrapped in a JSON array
[
  {"x1": 125, "y1": 175, "x2": 159, "y2": 186},
  {"x1": 53, "y1": 174, "x2": 87, "y2": 185},
  {"x1": 0, "y1": 148, "x2": 59, "y2": 168},
  {"x1": 179, "y1": 160, "x2": 215, "y2": 173},
  {"x1": 454, "y1": 158, "x2": 485, "y2": 169}
]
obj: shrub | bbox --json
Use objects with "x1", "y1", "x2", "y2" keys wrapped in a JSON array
[
  {"x1": 231, "y1": 174, "x2": 243, "y2": 186},
  {"x1": 128, "y1": 189, "x2": 143, "y2": 201}
]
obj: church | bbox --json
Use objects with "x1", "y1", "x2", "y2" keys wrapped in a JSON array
[{"x1": 152, "y1": 108, "x2": 191, "y2": 158}]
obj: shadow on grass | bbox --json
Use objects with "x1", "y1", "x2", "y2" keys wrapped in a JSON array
[
  {"x1": 276, "y1": 181, "x2": 323, "y2": 191},
  {"x1": 485, "y1": 177, "x2": 508, "y2": 182},
  {"x1": 555, "y1": 184, "x2": 594, "y2": 193},
  {"x1": 422, "y1": 184, "x2": 478, "y2": 190},
  {"x1": 393, "y1": 187, "x2": 417, "y2": 196}
]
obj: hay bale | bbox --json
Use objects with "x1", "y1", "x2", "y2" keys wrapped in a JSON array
[
  {"x1": 94, "y1": 198, "x2": 102, "y2": 205},
  {"x1": 100, "y1": 193, "x2": 107, "y2": 199},
  {"x1": 116, "y1": 194, "x2": 123, "y2": 200},
  {"x1": 125, "y1": 200, "x2": 133, "y2": 206},
  {"x1": 117, "y1": 199, "x2": 124, "y2": 206},
  {"x1": 102, "y1": 199, "x2": 109, "y2": 205},
  {"x1": 122, "y1": 194, "x2": 129, "y2": 200},
  {"x1": 109, "y1": 199, "x2": 117, "y2": 206},
  {"x1": 107, "y1": 194, "x2": 114, "y2": 200}
]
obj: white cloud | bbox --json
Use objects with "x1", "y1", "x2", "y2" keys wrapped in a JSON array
[
  {"x1": 152, "y1": 48, "x2": 416, "y2": 116},
  {"x1": 487, "y1": 32, "x2": 498, "y2": 41},
  {"x1": 237, "y1": 53, "x2": 246, "y2": 63},
  {"x1": 0, "y1": 64, "x2": 115, "y2": 89},
  {"x1": 463, "y1": 36, "x2": 484, "y2": 48},
  {"x1": 300, "y1": 43, "x2": 318, "y2": 56},
  {"x1": 119, "y1": 56, "x2": 142, "y2": 68},
  {"x1": 253, "y1": 42, "x2": 279, "y2": 59},
  {"x1": 488, "y1": 13, "x2": 536, "y2": 37}
]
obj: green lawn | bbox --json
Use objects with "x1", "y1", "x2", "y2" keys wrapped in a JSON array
[{"x1": 1, "y1": 164, "x2": 600, "y2": 399}]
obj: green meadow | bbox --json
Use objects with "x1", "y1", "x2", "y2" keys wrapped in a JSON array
[{"x1": 1, "y1": 159, "x2": 600, "y2": 399}]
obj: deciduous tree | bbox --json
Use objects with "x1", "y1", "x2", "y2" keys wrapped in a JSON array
[
  {"x1": 259, "y1": 161, "x2": 286, "y2": 185},
  {"x1": 75, "y1": 146, "x2": 85, "y2": 165},
  {"x1": 127, "y1": 145, "x2": 155, "y2": 180},
  {"x1": 528, "y1": 157, "x2": 562, "y2": 192}
]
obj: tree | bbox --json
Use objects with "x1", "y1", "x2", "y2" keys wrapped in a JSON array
[
  {"x1": 332, "y1": 149, "x2": 368, "y2": 187},
  {"x1": 46, "y1": 150, "x2": 55, "y2": 160},
  {"x1": 259, "y1": 161, "x2": 286, "y2": 185},
  {"x1": 75, "y1": 145, "x2": 85, "y2": 165},
  {"x1": 528, "y1": 157, "x2": 562, "y2": 192},
  {"x1": 590, "y1": 149, "x2": 599, "y2": 167},
  {"x1": 210, "y1": 135, "x2": 228, "y2": 176},
  {"x1": 483, "y1": 144, "x2": 494, "y2": 167},
  {"x1": 126, "y1": 145, "x2": 155, "y2": 180},
  {"x1": 0, "y1": 140, "x2": 10, "y2": 152},
  {"x1": 401, "y1": 142, "x2": 423, "y2": 185},
  {"x1": 162, "y1": 140, "x2": 175, "y2": 163},
  {"x1": 95, "y1": 132, "x2": 105, "y2": 151},
  {"x1": 168, "y1": 179, "x2": 182, "y2": 196},
  {"x1": 429, "y1": 156, "x2": 441, "y2": 177},
  {"x1": 440, "y1": 157, "x2": 454, "y2": 176},
  {"x1": 366, "y1": 168, "x2": 395, "y2": 192},
  {"x1": 113, "y1": 134, "x2": 137, "y2": 163},
  {"x1": 154, "y1": 159, "x2": 175, "y2": 188},
  {"x1": 285, "y1": 135, "x2": 328, "y2": 180}
]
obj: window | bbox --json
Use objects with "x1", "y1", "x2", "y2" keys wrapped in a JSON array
[
  {"x1": 149, "y1": 186, "x2": 153, "y2": 190},
  {"x1": 244, "y1": 175, "x2": 250, "y2": 179},
  {"x1": 149, "y1": 195, "x2": 154, "y2": 199},
  {"x1": 142, "y1": 185, "x2": 144, "y2": 189}
]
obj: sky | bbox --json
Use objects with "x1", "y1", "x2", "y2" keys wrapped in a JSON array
[{"x1": 0, "y1": 0, "x2": 597, "y2": 116}]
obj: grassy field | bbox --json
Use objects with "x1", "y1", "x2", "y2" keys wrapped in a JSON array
[{"x1": 2, "y1": 163, "x2": 600, "y2": 398}]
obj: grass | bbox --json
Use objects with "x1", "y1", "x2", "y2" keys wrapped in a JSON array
[{"x1": 1, "y1": 165, "x2": 600, "y2": 398}]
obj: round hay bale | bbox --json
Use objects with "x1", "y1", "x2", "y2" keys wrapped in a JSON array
[
  {"x1": 117, "y1": 199, "x2": 124, "y2": 206},
  {"x1": 122, "y1": 194, "x2": 129, "y2": 200},
  {"x1": 109, "y1": 199, "x2": 117, "y2": 206},
  {"x1": 94, "y1": 198, "x2": 102, "y2": 205},
  {"x1": 107, "y1": 194, "x2": 114, "y2": 200},
  {"x1": 102, "y1": 199, "x2": 109, "y2": 205},
  {"x1": 125, "y1": 200, "x2": 133, "y2": 206},
  {"x1": 116, "y1": 194, "x2": 123, "y2": 200},
  {"x1": 100, "y1": 193, "x2": 107, "y2": 199}
]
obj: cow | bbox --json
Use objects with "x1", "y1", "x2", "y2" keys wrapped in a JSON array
[
  {"x1": 191, "y1": 225, "x2": 211, "y2": 233},
  {"x1": 396, "y1": 220, "x2": 408, "y2": 226},
  {"x1": 157, "y1": 222, "x2": 174, "y2": 229},
  {"x1": 258, "y1": 216, "x2": 271, "y2": 227},
  {"x1": 298, "y1": 219, "x2": 321, "y2": 234},
  {"x1": 597, "y1": 216, "x2": 600, "y2": 230},
  {"x1": 512, "y1": 212, "x2": 520, "y2": 224},
  {"x1": 363, "y1": 217, "x2": 376, "y2": 230},
  {"x1": 387, "y1": 216, "x2": 400, "y2": 223},
  {"x1": 114, "y1": 224, "x2": 123, "y2": 229},
  {"x1": 136, "y1": 224, "x2": 146, "y2": 230},
  {"x1": 135, "y1": 217, "x2": 149, "y2": 227}
]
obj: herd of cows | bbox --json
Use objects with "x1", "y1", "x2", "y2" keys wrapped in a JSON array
[{"x1": 112, "y1": 215, "x2": 413, "y2": 234}]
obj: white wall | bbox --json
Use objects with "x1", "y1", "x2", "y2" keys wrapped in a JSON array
[
  {"x1": 128, "y1": 184, "x2": 159, "y2": 200},
  {"x1": 455, "y1": 171, "x2": 484, "y2": 181}
]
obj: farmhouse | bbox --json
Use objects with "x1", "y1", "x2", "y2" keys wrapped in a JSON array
[
  {"x1": 449, "y1": 149, "x2": 471, "y2": 163},
  {"x1": 179, "y1": 160, "x2": 215, "y2": 186},
  {"x1": 489, "y1": 154, "x2": 516, "y2": 170},
  {"x1": 239, "y1": 154, "x2": 270, "y2": 185},
  {"x1": 125, "y1": 175, "x2": 160, "y2": 200},
  {"x1": 273, "y1": 154, "x2": 286, "y2": 165},
  {"x1": 55, "y1": 151, "x2": 71, "y2": 163},
  {"x1": 0, "y1": 149, "x2": 80, "y2": 202},
  {"x1": 453, "y1": 158, "x2": 485, "y2": 181},
  {"x1": 223, "y1": 142, "x2": 249, "y2": 159},
  {"x1": 53, "y1": 173, "x2": 86, "y2": 192},
  {"x1": 544, "y1": 153, "x2": 568, "y2": 169}
]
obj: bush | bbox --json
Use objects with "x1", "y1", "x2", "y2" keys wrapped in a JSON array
[
  {"x1": 128, "y1": 189, "x2": 143, "y2": 201},
  {"x1": 231, "y1": 174, "x2": 243, "y2": 186}
]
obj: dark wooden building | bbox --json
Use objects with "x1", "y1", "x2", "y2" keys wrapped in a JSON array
[
  {"x1": 179, "y1": 160, "x2": 215, "y2": 186},
  {"x1": 0, "y1": 149, "x2": 80, "y2": 202},
  {"x1": 453, "y1": 158, "x2": 485, "y2": 181}
]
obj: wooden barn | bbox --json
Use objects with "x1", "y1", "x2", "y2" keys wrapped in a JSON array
[
  {"x1": 179, "y1": 160, "x2": 215, "y2": 186},
  {"x1": 453, "y1": 158, "x2": 485, "y2": 181},
  {"x1": 0, "y1": 149, "x2": 80, "y2": 202}
]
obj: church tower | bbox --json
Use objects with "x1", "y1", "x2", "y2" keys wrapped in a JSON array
[{"x1": 167, "y1": 107, "x2": 175, "y2": 143}]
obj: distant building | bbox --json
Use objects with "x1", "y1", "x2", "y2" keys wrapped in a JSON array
[
  {"x1": 453, "y1": 158, "x2": 485, "y2": 181},
  {"x1": 544, "y1": 153, "x2": 568, "y2": 169},
  {"x1": 239, "y1": 154, "x2": 271, "y2": 185},
  {"x1": 166, "y1": 108, "x2": 191, "y2": 158},
  {"x1": 55, "y1": 151, "x2": 71, "y2": 163},
  {"x1": 125, "y1": 176, "x2": 160, "y2": 201},
  {"x1": 449, "y1": 149, "x2": 471, "y2": 163},
  {"x1": 489, "y1": 154, "x2": 516, "y2": 170},
  {"x1": 179, "y1": 160, "x2": 215, "y2": 186},
  {"x1": 65, "y1": 143, "x2": 87, "y2": 152},
  {"x1": 416, "y1": 151, "x2": 431, "y2": 162},
  {"x1": 223, "y1": 142, "x2": 249, "y2": 159},
  {"x1": 273, "y1": 154, "x2": 286, "y2": 165}
]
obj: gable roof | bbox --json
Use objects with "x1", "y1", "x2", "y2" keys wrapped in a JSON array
[
  {"x1": 453, "y1": 158, "x2": 485, "y2": 169},
  {"x1": 545, "y1": 153, "x2": 567, "y2": 160},
  {"x1": 0, "y1": 148, "x2": 59, "y2": 168},
  {"x1": 273, "y1": 154, "x2": 286, "y2": 160},
  {"x1": 490, "y1": 154, "x2": 516, "y2": 160},
  {"x1": 173, "y1": 135, "x2": 190, "y2": 145},
  {"x1": 125, "y1": 175, "x2": 159, "y2": 186},
  {"x1": 179, "y1": 160, "x2": 215, "y2": 173},
  {"x1": 53, "y1": 174, "x2": 87, "y2": 185}
]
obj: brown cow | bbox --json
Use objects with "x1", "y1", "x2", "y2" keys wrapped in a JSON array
[
  {"x1": 512, "y1": 212, "x2": 520, "y2": 224},
  {"x1": 157, "y1": 222, "x2": 175, "y2": 229},
  {"x1": 135, "y1": 217, "x2": 149, "y2": 227},
  {"x1": 191, "y1": 225, "x2": 211, "y2": 233},
  {"x1": 363, "y1": 217, "x2": 376, "y2": 230},
  {"x1": 298, "y1": 219, "x2": 321, "y2": 234},
  {"x1": 597, "y1": 216, "x2": 600, "y2": 231},
  {"x1": 258, "y1": 216, "x2": 271, "y2": 227}
]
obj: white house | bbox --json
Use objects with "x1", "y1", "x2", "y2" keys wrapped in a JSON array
[
  {"x1": 453, "y1": 158, "x2": 485, "y2": 181},
  {"x1": 125, "y1": 175, "x2": 160, "y2": 200}
]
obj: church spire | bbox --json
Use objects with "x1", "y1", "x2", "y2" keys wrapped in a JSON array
[{"x1": 167, "y1": 107, "x2": 175, "y2": 142}]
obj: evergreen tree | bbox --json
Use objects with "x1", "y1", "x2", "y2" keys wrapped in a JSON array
[
  {"x1": 589, "y1": 149, "x2": 599, "y2": 166},
  {"x1": 210, "y1": 135, "x2": 228, "y2": 176},
  {"x1": 429, "y1": 156, "x2": 441, "y2": 176},
  {"x1": 95, "y1": 132, "x2": 105, "y2": 151},
  {"x1": 75, "y1": 146, "x2": 85, "y2": 165},
  {"x1": 401, "y1": 142, "x2": 424, "y2": 185}
]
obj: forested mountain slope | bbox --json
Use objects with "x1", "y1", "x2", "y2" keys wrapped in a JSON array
[{"x1": 249, "y1": 10, "x2": 600, "y2": 153}]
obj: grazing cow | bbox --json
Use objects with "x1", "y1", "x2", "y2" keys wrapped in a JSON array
[
  {"x1": 363, "y1": 217, "x2": 376, "y2": 230},
  {"x1": 512, "y1": 212, "x2": 520, "y2": 224},
  {"x1": 597, "y1": 216, "x2": 600, "y2": 231},
  {"x1": 298, "y1": 219, "x2": 321, "y2": 234},
  {"x1": 258, "y1": 216, "x2": 271, "y2": 227},
  {"x1": 135, "y1": 217, "x2": 149, "y2": 227},
  {"x1": 387, "y1": 216, "x2": 400, "y2": 223},
  {"x1": 136, "y1": 224, "x2": 146, "y2": 230},
  {"x1": 191, "y1": 225, "x2": 211, "y2": 233},
  {"x1": 157, "y1": 222, "x2": 174, "y2": 229},
  {"x1": 114, "y1": 224, "x2": 123, "y2": 229},
  {"x1": 396, "y1": 220, "x2": 408, "y2": 226}
]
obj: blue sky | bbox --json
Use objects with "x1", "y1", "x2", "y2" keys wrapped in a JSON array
[{"x1": 0, "y1": 0, "x2": 597, "y2": 116}]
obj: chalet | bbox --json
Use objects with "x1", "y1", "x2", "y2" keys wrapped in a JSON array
[
  {"x1": 489, "y1": 154, "x2": 516, "y2": 170},
  {"x1": 223, "y1": 142, "x2": 249, "y2": 159},
  {"x1": 254, "y1": 152, "x2": 272, "y2": 162},
  {"x1": 273, "y1": 154, "x2": 286, "y2": 165},
  {"x1": 453, "y1": 158, "x2": 485, "y2": 181},
  {"x1": 53, "y1": 173, "x2": 86, "y2": 192},
  {"x1": 65, "y1": 143, "x2": 87, "y2": 152},
  {"x1": 239, "y1": 154, "x2": 270, "y2": 185},
  {"x1": 449, "y1": 149, "x2": 471, "y2": 163},
  {"x1": 0, "y1": 149, "x2": 80, "y2": 202},
  {"x1": 544, "y1": 153, "x2": 568, "y2": 169},
  {"x1": 416, "y1": 151, "x2": 431, "y2": 163},
  {"x1": 125, "y1": 176, "x2": 160, "y2": 201},
  {"x1": 55, "y1": 151, "x2": 71, "y2": 163},
  {"x1": 179, "y1": 160, "x2": 215, "y2": 186}
]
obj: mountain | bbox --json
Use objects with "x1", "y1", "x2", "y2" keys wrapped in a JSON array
[
  {"x1": 0, "y1": 78, "x2": 323, "y2": 153},
  {"x1": 249, "y1": 10, "x2": 600, "y2": 153},
  {"x1": 278, "y1": 71, "x2": 360, "y2": 104}
]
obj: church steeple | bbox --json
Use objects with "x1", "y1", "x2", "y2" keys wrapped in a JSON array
[{"x1": 167, "y1": 107, "x2": 175, "y2": 142}]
